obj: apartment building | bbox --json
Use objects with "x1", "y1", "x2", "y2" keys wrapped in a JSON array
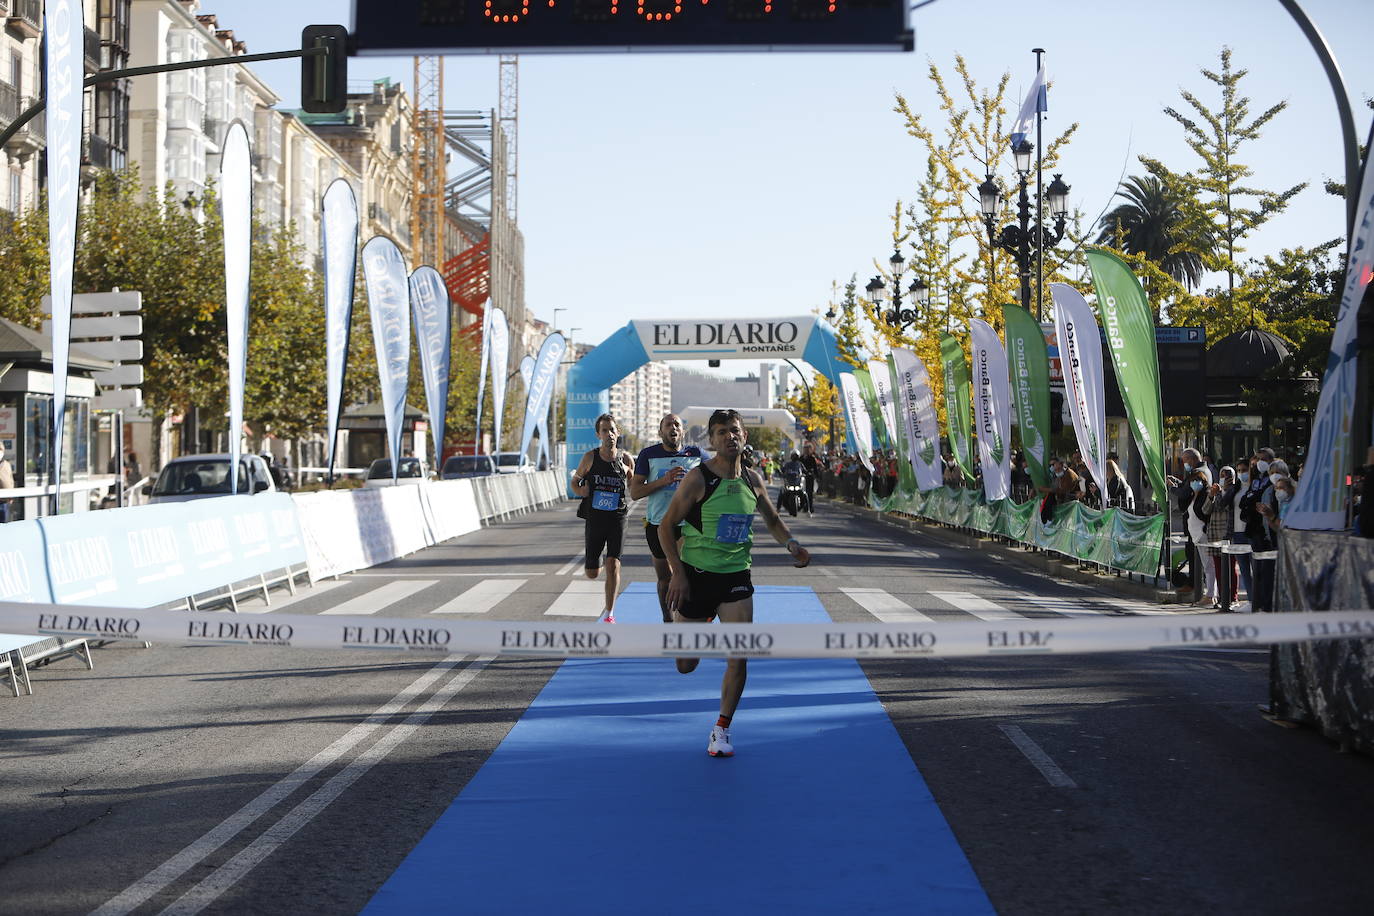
[
  {"x1": 607, "y1": 360, "x2": 672, "y2": 448},
  {"x1": 0, "y1": 0, "x2": 127, "y2": 215},
  {"x1": 299, "y1": 79, "x2": 415, "y2": 265}
]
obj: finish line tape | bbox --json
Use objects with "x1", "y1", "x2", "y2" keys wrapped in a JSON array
[{"x1": 2, "y1": 601, "x2": 1373, "y2": 660}]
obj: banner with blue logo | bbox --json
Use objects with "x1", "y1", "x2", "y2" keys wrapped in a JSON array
[
  {"x1": 44, "y1": 0, "x2": 84, "y2": 507},
  {"x1": 520, "y1": 333, "x2": 566, "y2": 463},
  {"x1": 409, "y1": 266, "x2": 452, "y2": 470},
  {"x1": 322, "y1": 179, "x2": 359, "y2": 480},
  {"x1": 222, "y1": 122, "x2": 253, "y2": 494},
  {"x1": 362, "y1": 237, "x2": 411, "y2": 480}
]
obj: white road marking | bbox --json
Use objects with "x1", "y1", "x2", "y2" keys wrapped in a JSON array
[
  {"x1": 1011, "y1": 594, "x2": 1115, "y2": 617},
  {"x1": 317, "y1": 579, "x2": 439, "y2": 616},
  {"x1": 431, "y1": 578, "x2": 527, "y2": 614},
  {"x1": 555, "y1": 554, "x2": 584, "y2": 576},
  {"x1": 352, "y1": 572, "x2": 533, "y2": 577},
  {"x1": 841, "y1": 587, "x2": 934, "y2": 623},
  {"x1": 234, "y1": 579, "x2": 346, "y2": 614},
  {"x1": 999, "y1": 724, "x2": 1077, "y2": 788},
  {"x1": 928, "y1": 590, "x2": 1027, "y2": 621},
  {"x1": 92, "y1": 656, "x2": 481, "y2": 916},
  {"x1": 544, "y1": 578, "x2": 607, "y2": 616},
  {"x1": 158, "y1": 658, "x2": 494, "y2": 916}
]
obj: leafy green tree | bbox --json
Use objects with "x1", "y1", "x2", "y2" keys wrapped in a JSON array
[
  {"x1": 1094, "y1": 173, "x2": 1215, "y2": 301},
  {"x1": 0, "y1": 170, "x2": 330, "y2": 441},
  {"x1": 1142, "y1": 47, "x2": 1307, "y2": 306}
]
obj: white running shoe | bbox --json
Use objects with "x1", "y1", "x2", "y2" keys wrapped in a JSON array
[
  {"x1": 1231, "y1": 601, "x2": 1252, "y2": 614},
  {"x1": 707, "y1": 725, "x2": 734, "y2": 758}
]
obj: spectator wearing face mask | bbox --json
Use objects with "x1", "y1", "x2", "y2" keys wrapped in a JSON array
[
  {"x1": 1167, "y1": 448, "x2": 1204, "y2": 595},
  {"x1": 1184, "y1": 465, "x2": 1216, "y2": 607},
  {"x1": 1228, "y1": 458, "x2": 1255, "y2": 611},
  {"x1": 1203, "y1": 466, "x2": 1239, "y2": 609},
  {"x1": 1248, "y1": 457, "x2": 1290, "y2": 612}
]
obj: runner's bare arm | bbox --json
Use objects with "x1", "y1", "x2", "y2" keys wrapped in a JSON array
[
  {"x1": 660, "y1": 468, "x2": 706, "y2": 610},
  {"x1": 570, "y1": 451, "x2": 594, "y2": 498},
  {"x1": 629, "y1": 456, "x2": 683, "y2": 500},
  {"x1": 749, "y1": 470, "x2": 810, "y2": 567}
]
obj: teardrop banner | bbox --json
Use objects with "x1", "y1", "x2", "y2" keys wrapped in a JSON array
[
  {"x1": 322, "y1": 179, "x2": 359, "y2": 482},
  {"x1": 938, "y1": 334, "x2": 976, "y2": 484},
  {"x1": 362, "y1": 237, "x2": 411, "y2": 481},
  {"x1": 838, "y1": 371, "x2": 874, "y2": 473},
  {"x1": 221, "y1": 122, "x2": 252, "y2": 495},
  {"x1": 475, "y1": 306, "x2": 492, "y2": 453},
  {"x1": 1051, "y1": 283, "x2": 1108, "y2": 494},
  {"x1": 488, "y1": 308, "x2": 511, "y2": 457},
  {"x1": 969, "y1": 318, "x2": 1012, "y2": 501},
  {"x1": 520, "y1": 334, "x2": 567, "y2": 462},
  {"x1": 866, "y1": 359, "x2": 898, "y2": 451},
  {"x1": 409, "y1": 266, "x2": 452, "y2": 471},
  {"x1": 1001, "y1": 304, "x2": 1052, "y2": 490},
  {"x1": 890, "y1": 348, "x2": 943, "y2": 492},
  {"x1": 44, "y1": 0, "x2": 84, "y2": 507}
]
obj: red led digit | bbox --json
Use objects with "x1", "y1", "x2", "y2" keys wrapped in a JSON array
[
  {"x1": 636, "y1": 0, "x2": 683, "y2": 18},
  {"x1": 485, "y1": 0, "x2": 531, "y2": 21}
]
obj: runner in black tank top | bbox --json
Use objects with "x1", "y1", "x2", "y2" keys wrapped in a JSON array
[{"x1": 571, "y1": 413, "x2": 634, "y2": 623}]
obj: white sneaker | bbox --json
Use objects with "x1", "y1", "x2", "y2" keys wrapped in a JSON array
[
  {"x1": 707, "y1": 725, "x2": 734, "y2": 758},
  {"x1": 1231, "y1": 601, "x2": 1252, "y2": 614}
]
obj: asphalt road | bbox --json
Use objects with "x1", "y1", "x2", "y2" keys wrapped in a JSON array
[{"x1": 2, "y1": 492, "x2": 1372, "y2": 915}]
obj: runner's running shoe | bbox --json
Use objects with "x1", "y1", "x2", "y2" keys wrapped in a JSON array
[
  {"x1": 707, "y1": 725, "x2": 733, "y2": 757},
  {"x1": 602, "y1": 612, "x2": 616, "y2": 624}
]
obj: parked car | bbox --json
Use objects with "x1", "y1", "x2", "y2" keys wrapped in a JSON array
[
  {"x1": 363, "y1": 457, "x2": 428, "y2": 487},
  {"x1": 147, "y1": 454, "x2": 277, "y2": 504},
  {"x1": 441, "y1": 454, "x2": 497, "y2": 479},
  {"x1": 494, "y1": 452, "x2": 532, "y2": 474}
]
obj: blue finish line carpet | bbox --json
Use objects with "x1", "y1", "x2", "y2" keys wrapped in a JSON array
[{"x1": 365, "y1": 584, "x2": 993, "y2": 914}]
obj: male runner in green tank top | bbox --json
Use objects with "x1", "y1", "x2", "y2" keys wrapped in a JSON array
[{"x1": 658, "y1": 408, "x2": 811, "y2": 758}]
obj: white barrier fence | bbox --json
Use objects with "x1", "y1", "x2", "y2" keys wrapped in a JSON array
[
  {"x1": 293, "y1": 471, "x2": 565, "y2": 580},
  {"x1": 0, "y1": 469, "x2": 568, "y2": 693},
  {"x1": 2, "y1": 602, "x2": 1372, "y2": 659}
]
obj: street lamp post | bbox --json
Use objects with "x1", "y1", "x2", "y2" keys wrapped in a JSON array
[
  {"x1": 979, "y1": 144, "x2": 1070, "y2": 321},
  {"x1": 867, "y1": 249, "x2": 930, "y2": 331}
]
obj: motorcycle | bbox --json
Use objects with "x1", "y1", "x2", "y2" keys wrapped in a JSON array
[{"x1": 779, "y1": 470, "x2": 808, "y2": 517}]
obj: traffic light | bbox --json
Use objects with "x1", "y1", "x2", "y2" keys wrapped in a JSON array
[{"x1": 301, "y1": 25, "x2": 349, "y2": 114}]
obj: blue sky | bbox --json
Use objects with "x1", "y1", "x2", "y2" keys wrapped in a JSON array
[{"x1": 228, "y1": 0, "x2": 1372, "y2": 379}]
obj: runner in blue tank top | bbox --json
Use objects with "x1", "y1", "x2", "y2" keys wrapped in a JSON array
[{"x1": 629, "y1": 414, "x2": 704, "y2": 622}]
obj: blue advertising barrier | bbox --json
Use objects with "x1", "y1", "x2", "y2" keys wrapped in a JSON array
[{"x1": 37, "y1": 493, "x2": 306, "y2": 608}]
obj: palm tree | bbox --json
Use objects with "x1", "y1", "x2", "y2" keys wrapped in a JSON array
[{"x1": 1095, "y1": 174, "x2": 1212, "y2": 289}]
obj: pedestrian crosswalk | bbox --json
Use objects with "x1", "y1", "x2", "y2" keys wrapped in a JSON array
[
  {"x1": 840, "y1": 588, "x2": 934, "y2": 624},
  {"x1": 431, "y1": 578, "x2": 527, "y2": 614},
  {"x1": 241, "y1": 573, "x2": 1156, "y2": 624}
]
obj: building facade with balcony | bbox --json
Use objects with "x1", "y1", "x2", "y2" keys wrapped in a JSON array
[
  {"x1": 0, "y1": 0, "x2": 131, "y2": 213},
  {"x1": 126, "y1": 1, "x2": 279, "y2": 209},
  {"x1": 297, "y1": 79, "x2": 415, "y2": 265}
]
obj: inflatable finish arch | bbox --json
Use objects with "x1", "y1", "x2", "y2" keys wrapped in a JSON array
[{"x1": 566, "y1": 315, "x2": 856, "y2": 491}]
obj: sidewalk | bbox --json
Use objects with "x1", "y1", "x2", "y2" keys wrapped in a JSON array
[{"x1": 816, "y1": 493, "x2": 1183, "y2": 607}]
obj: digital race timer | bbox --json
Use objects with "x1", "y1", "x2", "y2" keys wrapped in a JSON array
[{"x1": 351, "y1": 0, "x2": 912, "y2": 54}]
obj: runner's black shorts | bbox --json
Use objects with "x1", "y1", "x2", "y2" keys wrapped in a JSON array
[
  {"x1": 679, "y1": 565, "x2": 754, "y2": 620},
  {"x1": 644, "y1": 520, "x2": 683, "y2": 560},
  {"x1": 585, "y1": 513, "x2": 627, "y2": 568}
]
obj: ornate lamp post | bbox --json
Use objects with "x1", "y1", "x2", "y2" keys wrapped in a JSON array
[
  {"x1": 979, "y1": 143, "x2": 1070, "y2": 320},
  {"x1": 867, "y1": 249, "x2": 929, "y2": 330}
]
